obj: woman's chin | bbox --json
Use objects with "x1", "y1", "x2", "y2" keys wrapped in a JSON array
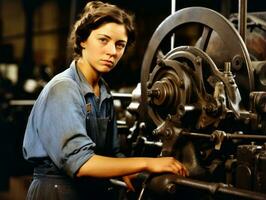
[{"x1": 99, "y1": 66, "x2": 114, "y2": 73}]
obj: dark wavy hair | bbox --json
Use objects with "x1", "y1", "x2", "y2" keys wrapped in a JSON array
[{"x1": 69, "y1": 1, "x2": 135, "y2": 59}]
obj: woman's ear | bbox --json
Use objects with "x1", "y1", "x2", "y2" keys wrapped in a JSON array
[{"x1": 80, "y1": 41, "x2": 86, "y2": 49}]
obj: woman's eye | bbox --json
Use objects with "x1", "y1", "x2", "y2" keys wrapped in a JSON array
[
  {"x1": 116, "y1": 43, "x2": 126, "y2": 50},
  {"x1": 99, "y1": 38, "x2": 108, "y2": 43}
]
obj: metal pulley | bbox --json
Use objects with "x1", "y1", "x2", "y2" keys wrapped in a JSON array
[{"x1": 140, "y1": 7, "x2": 254, "y2": 127}]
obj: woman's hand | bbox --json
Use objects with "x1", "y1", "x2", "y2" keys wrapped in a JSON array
[
  {"x1": 122, "y1": 157, "x2": 188, "y2": 192},
  {"x1": 146, "y1": 157, "x2": 189, "y2": 177},
  {"x1": 122, "y1": 173, "x2": 139, "y2": 191}
]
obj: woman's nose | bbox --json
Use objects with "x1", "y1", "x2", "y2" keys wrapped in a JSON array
[{"x1": 106, "y1": 42, "x2": 117, "y2": 56}]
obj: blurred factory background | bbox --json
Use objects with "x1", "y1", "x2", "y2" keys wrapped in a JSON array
[{"x1": 0, "y1": 0, "x2": 266, "y2": 199}]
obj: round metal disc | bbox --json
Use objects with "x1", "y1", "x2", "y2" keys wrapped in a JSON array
[{"x1": 140, "y1": 7, "x2": 254, "y2": 121}]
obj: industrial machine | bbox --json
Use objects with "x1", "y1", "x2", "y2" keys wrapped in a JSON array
[
  {"x1": 118, "y1": 4, "x2": 266, "y2": 200},
  {"x1": 1, "y1": 1, "x2": 266, "y2": 200}
]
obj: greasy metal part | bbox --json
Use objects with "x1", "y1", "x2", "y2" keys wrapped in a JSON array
[
  {"x1": 250, "y1": 92, "x2": 266, "y2": 113},
  {"x1": 146, "y1": 44, "x2": 244, "y2": 127},
  {"x1": 146, "y1": 174, "x2": 266, "y2": 200},
  {"x1": 127, "y1": 83, "x2": 141, "y2": 113},
  {"x1": 147, "y1": 58, "x2": 192, "y2": 125},
  {"x1": 109, "y1": 179, "x2": 127, "y2": 188},
  {"x1": 111, "y1": 92, "x2": 132, "y2": 100},
  {"x1": 248, "y1": 14, "x2": 266, "y2": 30},
  {"x1": 252, "y1": 61, "x2": 266, "y2": 91},
  {"x1": 181, "y1": 130, "x2": 266, "y2": 141},
  {"x1": 236, "y1": 144, "x2": 266, "y2": 193},
  {"x1": 238, "y1": 0, "x2": 247, "y2": 42},
  {"x1": 134, "y1": 136, "x2": 163, "y2": 148},
  {"x1": 128, "y1": 6, "x2": 266, "y2": 200},
  {"x1": 141, "y1": 7, "x2": 254, "y2": 125},
  {"x1": 249, "y1": 91, "x2": 266, "y2": 130}
]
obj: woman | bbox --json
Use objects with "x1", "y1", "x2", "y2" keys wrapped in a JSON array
[{"x1": 23, "y1": 1, "x2": 188, "y2": 199}]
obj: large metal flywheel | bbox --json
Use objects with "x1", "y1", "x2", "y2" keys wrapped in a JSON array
[{"x1": 140, "y1": 7, "x2": 254, "y2": 126}]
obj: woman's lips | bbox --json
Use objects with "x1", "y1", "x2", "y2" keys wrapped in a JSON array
[{"x1": 101, "y1": 60, "x2": 114, "y2": 67}]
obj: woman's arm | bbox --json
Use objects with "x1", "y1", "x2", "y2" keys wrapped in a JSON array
[{"x1": 76, "y1": 155, "x2": 188, "y2": 178}]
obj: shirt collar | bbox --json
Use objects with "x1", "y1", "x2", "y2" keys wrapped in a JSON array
[{"x1": 69, "y1": 60, "x2": 111, "y2": 100}]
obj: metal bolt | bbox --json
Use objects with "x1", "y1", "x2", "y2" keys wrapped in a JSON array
[
  {"x1": 165, "y1": 129, "x2": 172, "y2": 137},
  {"x1": 147, "y1": 89, "x2": 160, "y2": 97},
  {"x1": 139, "y1": 122, "x2": 146, "y2": 130},
  {"x1": 195, "y1": 57, "x2": 202, "y2": 65},
  {"x1": 229, "y1": 79, "x2": 235, "y2": 84},
  {"x1": 224, "y1": 62, "x2": 231, "y2": 73},
  {"x1": 166, "y1": 183, "x2": 176, "y2": 194},
  {"x1": 152, "y1": 129, "x2": 158, "y2": 135},
  {"x1": 166, "y1": 114, "x2": 172, "y2": 120},
  {"x1": 157, "y1": 59, "x2": 166, "y2": 67}
]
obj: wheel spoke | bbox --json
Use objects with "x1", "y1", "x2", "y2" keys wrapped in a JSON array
[{"x1": 196, "y1": 26, "x2": 213, "y2": 51}]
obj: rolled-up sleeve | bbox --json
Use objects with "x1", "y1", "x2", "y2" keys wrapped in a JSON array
[{"x1": 36, "y1": 78, "x2": 95, "y2": 177}]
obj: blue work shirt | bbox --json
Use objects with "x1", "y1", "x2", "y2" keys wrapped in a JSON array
[{"x1": 23, "y1": 61, "x2": 122, "y2": 178}]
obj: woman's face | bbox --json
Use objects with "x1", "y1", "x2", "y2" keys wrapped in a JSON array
[{"x1": 80, "y1": 22, "x2": 128, "y2": 73}]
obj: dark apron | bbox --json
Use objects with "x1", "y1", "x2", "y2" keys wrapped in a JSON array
[{"x1": 26, "y1": 161, "x2": 120, "y2": 200}]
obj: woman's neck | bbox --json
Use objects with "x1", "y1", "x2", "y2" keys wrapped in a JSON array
[{"x1": 77, "y1": 59, "x2": 101, "y2": 96}]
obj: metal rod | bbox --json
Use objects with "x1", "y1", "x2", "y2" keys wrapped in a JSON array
[
  {"x1": 226, "y1": 133, "x2": 266, "y2": 140},
  {"x1": 170, "y1": 0, "x2": 176, "y2": 50},
  {"x1": 172, "y1": 176, "x2": 266, "y2": 200},
  {"x1": 9, "y1": 100, "x2": 35, "y2": 106},
  {"x1": 238, "y1": 0, "x2": 247, "y2": 43},
  {"x1": 182, "y1": 131, "x2": 266, "y2": 141},
  {"x1": 109, "y1": 179, "x2": 127, "y2": 188},
  {"x1": 220, "y1": 0, "x2": 231, "y2": 18},
  {"x1": 111, "y1": 92, "x2": 132, "y2": 99},
  {"x1": 181, "y1": 131, "x2": 211, "y2": 139}
]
